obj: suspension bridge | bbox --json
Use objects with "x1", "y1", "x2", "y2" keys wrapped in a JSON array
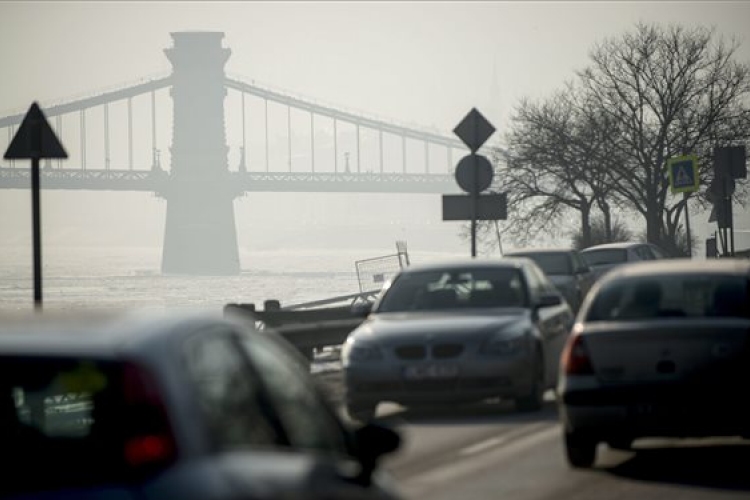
[{"x1": 0, "y1": 31, "x2": 471, "y2": 275}]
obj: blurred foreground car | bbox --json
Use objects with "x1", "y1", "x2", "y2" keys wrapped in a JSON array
[
  {"x1": 505, "y1": 248, "x2": 595, "y2": 312},
  {"x1": 343, "y1": 258, "x2": 574, "y2": 422},
  {"x1": 0, "y1": 310, "x2": 401, "y2": 499},
  {"x1": 558, "y1": 259, "x2": 750, "y2": 468},
  {"x1": 581, "y1": 242, "x2": 670, "y2": 279}
]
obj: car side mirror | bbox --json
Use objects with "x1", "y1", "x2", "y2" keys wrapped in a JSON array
[
  {"x1": 537, "y1": 293, "x2": 562, "y2": 308},
  {"x1": 352, "y1": 422, "x2": 401, "y2": 485},
  {"x1": 351, "y1": 301, "x2": 373, "y2": 318}
]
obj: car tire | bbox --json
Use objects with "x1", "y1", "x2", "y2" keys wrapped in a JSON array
[
  {"x1": 515, "y1": 351, "x2": 544, "y2": 412},
  {"x1": 564, "y1": 431, "x2": 597, "y2": 468},
  {"x1": 346, "y1": 402, "x2": 377, "y2": 423}
]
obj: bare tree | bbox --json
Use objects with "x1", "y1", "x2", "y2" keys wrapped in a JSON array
[
  {"x1": 578, "y1": 23, "x2": 750, "y2": 247},
  {"x1": 494, "y1": 86, "x2": 624, "y2": 247}
]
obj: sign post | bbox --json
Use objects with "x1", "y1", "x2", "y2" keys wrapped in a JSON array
[
  {"x1": 666, "y1": 155, "x2": 699, "y2": 258},
  {"x1": 709, "y1": 146, "x2": 746, "y2": 257},
  {"x1": 4, "y1": 102, "x2": 67, "y2": 309},
  {"x1": 445, "y1": 108, "x2": 506, "y2": 257}
]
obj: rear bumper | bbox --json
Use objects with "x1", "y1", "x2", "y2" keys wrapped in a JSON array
[{"x1": 560, "y1": 387, "x2": 750, "y2": 439}]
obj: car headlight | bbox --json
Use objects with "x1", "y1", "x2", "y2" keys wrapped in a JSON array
[
  {"x1": 342, "y1": 342, "x2": 383, "y2": 364},
  {"x1": 480, "y1": 334, "x2": 528, "y2": 356}
]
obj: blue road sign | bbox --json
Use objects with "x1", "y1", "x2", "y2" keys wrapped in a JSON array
[{"x1": 667, "y1": 155, "x2": 699, "y2": 194}]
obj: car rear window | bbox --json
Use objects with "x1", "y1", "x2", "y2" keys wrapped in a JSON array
[
  {"x1": 0, "y1": 356, "x2": 173, "y2": 495},
  {"x1": 585, "y1": 274, "x2": 750, "y2": 321},
  {"x1": 581, "y1": 249, "x2": 628, "y2": 266}
]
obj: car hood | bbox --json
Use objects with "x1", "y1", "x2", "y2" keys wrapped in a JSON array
[{"x1": 350, "y1": 309, "x2": 529, "y2": 344}]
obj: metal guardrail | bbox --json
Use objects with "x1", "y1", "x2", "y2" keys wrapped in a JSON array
[{"x1": 225, "y1": 292, "x2": 377, "y2": 360}]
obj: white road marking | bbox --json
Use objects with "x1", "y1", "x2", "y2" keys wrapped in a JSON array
[{"x1": 457, "y1": 422, "x2": 551, "y2": 457}]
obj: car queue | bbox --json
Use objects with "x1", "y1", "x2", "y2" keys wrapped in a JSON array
[{"x1": 0, "y1": 242, "x2": 746, "y2": 497}]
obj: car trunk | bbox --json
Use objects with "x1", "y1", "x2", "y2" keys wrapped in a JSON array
[{"x1": 583, "y1": 319, "x2": 750, "y2": 392}]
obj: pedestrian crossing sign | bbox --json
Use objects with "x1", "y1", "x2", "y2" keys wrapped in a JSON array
[{"x1": 667, "y1": 155, "x2": 699, "y2": 194}]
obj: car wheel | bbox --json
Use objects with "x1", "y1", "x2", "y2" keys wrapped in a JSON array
[
  {"x1": 564, "y1": 431, "x2": 597, "y2": 468},
  {"x1": 515, "y1": 352, "x2": 544, "y2": 412},
  {"x1": 346, "y1": 402, "x2": 377, "y2": 423}
]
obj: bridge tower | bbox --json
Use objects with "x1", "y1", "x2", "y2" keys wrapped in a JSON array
[{"x1": 162, "y1": 32, "x2": 240, "y2": 275}]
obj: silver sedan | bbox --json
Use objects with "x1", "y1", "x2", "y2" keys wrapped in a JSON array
[
  {"x1": 342, "y1": 258, "x2": 575, "y2": 422},
  {"x1": 558, "y1": 259, "x2": 750, "y2": 468}
]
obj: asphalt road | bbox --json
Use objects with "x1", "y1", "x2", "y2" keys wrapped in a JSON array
[{"x1": 373, "y1": 395, "x2": 750, "y2": 500}]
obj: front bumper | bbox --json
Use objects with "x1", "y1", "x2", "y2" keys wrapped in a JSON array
[{"x1": 345, "y1": 354, "x2": 535, "y2": 406}]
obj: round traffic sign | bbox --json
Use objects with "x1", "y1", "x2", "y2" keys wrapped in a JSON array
[{"x1": 455, "y1": 154, "x2": 493, "y2": 194}]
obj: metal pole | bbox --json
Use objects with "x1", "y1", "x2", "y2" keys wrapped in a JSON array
[
  {"x1": 104, "y1": 103, "x2": 110, "y2": 170},
  {"x1": 265, "y1": 99, "x2": 269, "y2": 172},
  {"x1": 287, "y1": 105, "x2": 292, "y2": 172},
  {"x1": 424, "y1": 141, "x2": 429, "y2": 173},
  {"x1": 310, "y1": 112, "x2": 315, "y2": 173},
  {"x1": 471, "y1": 155, "x2": 477, "y2": 258},
  {"x1": 729, "y1": 197, "x2": 735, "y2": 256},
  {"x1": 31, "y1": 156, "x2": 42, "y2": 309},
  {"x1": 80, "y1": 110, "x2": 86, "y2": 170},
  {"x1": 379, "y1": 130, "x2": 383, "y2": 173},
  {"x1": 151, "y1": 90, "x2": 157, "y2": 168},
  {"x1": 402, "y1": 136, "x2": 407, "y2": 173},
  {"x1": 127, "y1": 98, "x2": 133, "y2": 170},
  {"x1": 683, "y1": 192, "x2": 692, "y2": 258},
  {"x1": 241, "y1": 92, "x2": 246, "y2": 169},
  {"x1": 333, "y1": 118, "x2": 338, "y2": 173},
  {"x1": 356, "y1": 124, "x2": 361, "y2": 173}
]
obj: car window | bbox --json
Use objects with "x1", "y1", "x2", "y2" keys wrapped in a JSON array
[
  {"x1": 184, "y1": 331, "x2": 284, "y2": 450},
  {"x1": 649, "y1": 245, "x2": 669, "y2": 259},
  {"x1": 377, "y1": 267, "x2": 527, "y2": 312},
  {"x1": 241, "y1": 333, "x2": 351, "y2": 457},
  {"x1": 585, "y1": 275, "x2": 750, "y2": 321},
  {"x1": 581, "y1": 249, "x2": 628, "y2": 265},
  {"x1": 514, "y1": 253, "x2": 573, "y2": 276},
  {"x1": 0, "y1": 356, "x2": 172, "y2": 494},
  {"x1": 635, "y1": 246, "x2": 655, "y2": 260},
  {"x1": 571, "y1": 252, "x2": 589, "y2": 273}
]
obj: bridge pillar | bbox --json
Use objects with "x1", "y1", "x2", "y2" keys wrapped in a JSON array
[{"x1": 161, "y1": 32, "x2": 240, "y2": 275}]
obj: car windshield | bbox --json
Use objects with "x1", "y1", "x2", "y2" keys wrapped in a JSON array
[
  {"x1": 585, "y1": 275, "x2": 750, "y2": 321},
  {"x1": 581, "y1": 249, "x2": 628, "y2": 266},
  {"x1": 376, "y1": 267, "x2": 527, "y2": 312},
  {"x1": 514, "y1": 253, "x2": 572, "y2": 275}
]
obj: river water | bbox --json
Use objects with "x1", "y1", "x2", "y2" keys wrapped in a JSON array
[{"x1": 0, "y1": 245, "x2": 463, "y2": 312}]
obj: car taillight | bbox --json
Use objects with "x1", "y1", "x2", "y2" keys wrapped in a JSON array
[
  {"x1": 561, "y1": 329, "x2": 594, "y2": 375},
  {"x1": 122, "y1": 362, "x2": 177, "y2": 470}
]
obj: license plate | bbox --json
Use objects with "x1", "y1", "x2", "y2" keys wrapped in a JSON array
[{"x1": 403, "y1": 364, "x2": 458, "y2": 380}]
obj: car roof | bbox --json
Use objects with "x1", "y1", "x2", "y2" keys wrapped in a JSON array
[
  {"x1": 505, "y1": 248, "x2": 576, "y2": 255},
  {"x1": 399, "y1": 257, "x2": 531, "y2": 275},
  {"x1": 0, "y1": 308, "x2": 237, "y2": 359},
  {"x1": 581, "y1": 241, "x2": 648, "y2": 252},
  {"x1": 599, "y1": 258, "x2": 750, "y2": 281}
]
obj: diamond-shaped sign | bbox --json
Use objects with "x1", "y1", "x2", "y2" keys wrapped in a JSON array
[{"x1": 453, "y1": 108, "x2": 496, "y2": 153}]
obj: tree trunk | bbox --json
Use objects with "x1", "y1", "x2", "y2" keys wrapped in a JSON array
[
  {"x1": 645, "y1": 203, "x2": 662, "y2": 245},
  {"x1": 601, "y1": 202, "x2": 613, "y2": 241},
  {"x1": 580, "y1": 205, "x2": 592, "y2": 249}
]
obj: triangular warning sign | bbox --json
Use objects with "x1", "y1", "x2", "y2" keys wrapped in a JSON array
[
  {"x1": 675, "y1": 165, "x2": 692, "y2": 187},
  {"x1": 4, "y1": 102, "x2": 67, "y2": 160}
]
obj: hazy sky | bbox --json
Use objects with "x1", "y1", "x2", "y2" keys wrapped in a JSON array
[{"x1": 1, "y1": 1, "x2": 749, "y2": 257}]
